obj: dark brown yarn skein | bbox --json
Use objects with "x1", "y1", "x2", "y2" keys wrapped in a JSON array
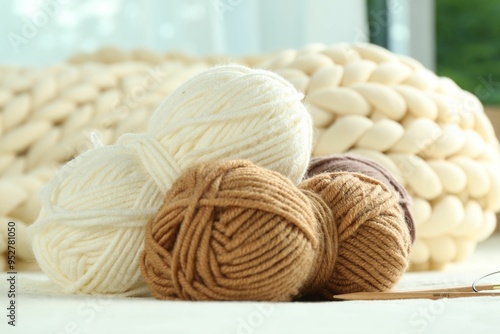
[
  {"x1": 141, "y1": 159, "x2": 411, "y2": 301},
  {"x1": 306, "y1": 153, "x2": 416, "y2": 243}
]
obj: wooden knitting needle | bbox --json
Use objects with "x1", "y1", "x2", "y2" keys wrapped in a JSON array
[
  {"x1": 333, "y1": 284, "x2": 500, "y2": 300},
  {"x1": 413, "y1": 284, "x2": 499, "y2": 293}
]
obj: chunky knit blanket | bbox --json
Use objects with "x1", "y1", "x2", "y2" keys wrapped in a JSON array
[{"x1": 1, "y1": 43, "x2": 499, "y2": 272}]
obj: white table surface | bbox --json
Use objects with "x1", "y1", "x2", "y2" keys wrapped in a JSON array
[{"x1": 1, "y1": 234, "x2": 499, "y2": 334}]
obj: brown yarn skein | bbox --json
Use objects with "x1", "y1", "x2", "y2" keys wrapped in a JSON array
[
  {"x1": 140, "y1": 160, "x2": 319, "y2": 301},
  {"x1": 299, "y1": 172, "x2": 411, "y2": 298},
  {"x1": 141, "y1": 160, "x2": 411, "y2": 301},
  {"x1": 306, "y1": 154, "x2": 416, "y2": 243}
]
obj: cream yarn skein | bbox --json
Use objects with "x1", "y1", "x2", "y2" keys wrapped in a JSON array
[{"x1": 29, "y1": 64, "x2": 313, "y2": 296}]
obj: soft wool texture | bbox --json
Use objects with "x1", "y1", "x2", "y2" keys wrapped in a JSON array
[
  {"x1": 29, "y1": 65, "x2": 313, "y2": 296},
  {"x1": 141, "y1": 160, "x2": 411, "y2": 301},
  {"x1": 306, "y1": 153, "x2": 416, "y2": 243}
]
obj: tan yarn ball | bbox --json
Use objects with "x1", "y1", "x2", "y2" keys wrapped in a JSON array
[
  {"x1": 300, "y1": 172, "x2": 411, "y2": 297},
  {"x1": 141, "y1": 160, "x2": 318, "y2": 301}
]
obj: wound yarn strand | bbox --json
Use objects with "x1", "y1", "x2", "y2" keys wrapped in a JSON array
[
  {"x1": 299, "y1": 172, "x2": 411, "y2": 296},
  {"x1": 141, "y1": 160, "x2": 318, "y2": 301}
]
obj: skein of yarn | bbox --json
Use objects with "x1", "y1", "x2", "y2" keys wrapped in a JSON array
[
  {"x1": 141, "y1": 160, "x2": 318, "y2": 301},
  {"x1": 141, "y1": 160, "x2": 411, "y2": 301},
  {"x1": 28, "y1": 65, "x2": 314, "y2": 296},
  {"x1": 306, "y1": 153, "x2": 416, "y2": 243},
  {"x1": 299, "y1": 171, "x2": 411, "y2": 298}
]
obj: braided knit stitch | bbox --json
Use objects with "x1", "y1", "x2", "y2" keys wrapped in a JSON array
[{"x1": 255, "y1": 43, "x2": 500, "y2": 270}]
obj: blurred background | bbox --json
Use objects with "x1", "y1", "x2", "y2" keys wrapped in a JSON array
[
  {"x1": 1, "y1": 0, "x2": 497, "y2": 105},
  {"x1": 3, "y1": 0, "x2": 499, "y2": 132},
  {"x1": 2, "y1": 0, "x2": 499, "y2": 106}
]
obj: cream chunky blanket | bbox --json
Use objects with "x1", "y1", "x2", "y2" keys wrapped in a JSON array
[{"x1": 1, "y1": 43, "x2": 499, "y2": 272}]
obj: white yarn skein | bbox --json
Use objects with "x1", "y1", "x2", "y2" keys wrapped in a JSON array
[{"x1": 29, "y1": 65, "x2": 313, "y2": 296}]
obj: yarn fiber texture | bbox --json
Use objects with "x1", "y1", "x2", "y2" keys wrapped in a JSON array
[
  {"x1": 306, "y1": 153, "x2": 416, "y2": 243},
  {"x1": 29, "y1": 65, "x2": 314, "y2": 296},
  {"x1": 141, "y1": 160, "x2": 411, "y2": 301}
]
